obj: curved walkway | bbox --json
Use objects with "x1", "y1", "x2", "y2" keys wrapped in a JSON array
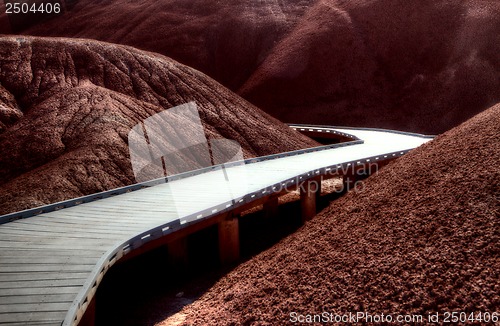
[{"x1": 0, "y1": 125, "x2": 432, "y2": 325}]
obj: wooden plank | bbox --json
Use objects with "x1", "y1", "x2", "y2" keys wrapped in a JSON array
[
  {"x1": 43, "y1": 213, "x2": 170, "y2": 226},
  {"x1": 23, "y1": 217, "x2": 152, "y2": 231},
  {"x1": 0, "y1": 278, "x2": 85, "y2": 290},
  {"x1": 0, "y1": 264, "x2": 94, "y2": 273},
  {"x1": 53, "y1": 208, "x2": 176, "y2": 219},
  {"x1": 0, "y1": 232, "x2": 128, "y2": 243},
  {"x1": 71, "y1": 204, "x2": 177, "y2": 214},
  {"x1": 0, "y1": 226, "x2": 129, "y2": 238},
  {"x1": 0, "y1": 322, "x2": 60, "y2": 326},
  {"x1": 0, "y1": 223, "x2": 137, "y2": 236},
  {"x1": 174, "y1": 192, "x2": 238, "y2": 205},
  {"x1": 0, "y1": 233, "x2": 129, "y2": 244},
  {"x1": 0, "y1": 302, "x2": 71, "y2": 313},
  {"x1": 0, "y1": 286, "x2": 81, "y2": 296},
  {"x1": 0, "y1": 249, "x2": 104, "y2": 258},
  {"x1": 0, "y1": 311, "x2": 66, "y2": 324},
  {"x1": 0, "y1": 239, "x2": 118, "y2": 249},
  {"x1": 0, "y1": 272, "x2": 89, "y2": 282},
  {"x1": 0, "y1": 293, "x2": 76, "y2": 305},
  {"x1": 39, "y1": 210, "x2": 148, "y2": 225},
  {"x1": 46, "y1": 209, "x2": 140, "y2": 218},
  {"x1": 0, "y1": 241, "x2": 111, "y2": 251},
  {"x1": 101, "y1": 197, "x2": 175, "y2": 205},
  {"x1": 14, "y1": 216, "x2": 143, "y2": 228},
  {"x1": 0, "y1": 217, "x2": 158, "y2": 232},
  {"x1": 0, "y1": 243, "x2": 117, "y2": 253},
  {"x1": 80, "y1": 201, "x2": 178, "y2": 210},
  {"x1": 0, "y1": 256, "x2": 97, "y2": 265}
]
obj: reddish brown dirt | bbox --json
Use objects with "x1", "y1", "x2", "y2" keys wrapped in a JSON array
[
  {"x1": 0, "y1": 36, "x2": 318, "y2": 215},
  {"x1": 0, "y1": 2, "x2": 10, "y2": 34},
  {"x1": 240, "y1": 0, "x2": 500, "y2": 134},
  {"x1": 174, "y1": 103, "x2": 500, "y2": 325},
  {"x1": 7, "y1": 0, "x2": 315, "y2": 91},
  {"x1": 7, "y1": 0, "x2": 498, "y2": 135}
]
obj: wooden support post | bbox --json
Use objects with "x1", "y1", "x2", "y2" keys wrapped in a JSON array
[
  {"x1": 263, "y1": 196, "x2": 279, "y2": 218},
  {"x1": 300, "y1": 179, "x2": 319, "y2": 223},
  {"x1": 167, "y1": 237, "x2": 189, "y2": 272},
  {"x1": 218, "y1": 215, "x2": 240, "y2": 264},
  {"x1": 316, "y1": 177, "x2": 322, "y2": 201},
  {"x1": 342, "y1": 171, "x2": 357, "y2": 193}
]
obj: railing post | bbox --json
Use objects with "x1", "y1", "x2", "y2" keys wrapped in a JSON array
[
  {"x1": 218, "y1": 215, "x2": 240, "y2": 264},
  {"x1": 300, "y1": 179, "x2": 319, "y2": 222}
]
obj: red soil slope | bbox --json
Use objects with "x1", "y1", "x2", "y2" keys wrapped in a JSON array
[
  {"x1": 240, "y1": 0, "x2": 500, "y2": 134},
  {"x1": 0, "y1": 36, "x2": 317, "y2": 215},
  {"x1": 7, "y1": 1, "x2": 498, "y2": 134},
  {"x1": 176, "y1": 103, "x2": 500, "y2": 325},
  {"x1": 11, "y1": 0, "x2": 315, "y2": 91}
]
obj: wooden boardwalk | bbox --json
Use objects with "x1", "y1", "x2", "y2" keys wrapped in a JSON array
[{"x1": 0, "y1": 126, "x2": 432, "y2": 325}]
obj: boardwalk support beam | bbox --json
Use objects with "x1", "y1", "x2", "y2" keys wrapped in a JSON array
[
  {"x1": 300, "y1": 179, "x2": 319, "y2": 222},
  {"x1": 316, "y1": 176, "x2": 323, "y2": 201},
  {"x1": 343, "y1": 171, "x2": 357, "y2": 193},
  {"x1": 218, "y1": 215, "x2": 240, "y2": 264},
  {"x1": 263, "y1": 196, "x2": 279, "y2": 218},
  {"x1": 167, "y1": 237, "x2": 189, "y2": 272}
]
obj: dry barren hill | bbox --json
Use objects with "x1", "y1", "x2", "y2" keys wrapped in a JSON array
[
  {"x1": 0, "y1": 36, "x2": 317, "y2": 215},
  {"x1": 173, "y1": 103, "x2": 500, "y2": 325},
  {"x1": 10, "y1": 0, "x2": 500, "y2": 135},
  {"x1": 240, "y1": 0, "x2": 500, "y2": 134},
  {"x1": 11, "y1": 0, "x2": 315, "y2": 91}
]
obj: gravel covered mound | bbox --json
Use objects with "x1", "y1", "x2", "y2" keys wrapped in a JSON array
[
  {"x1": 0, "y1": 36, "x2": 317, "y2": 215},
  {"x1": 176, "y1": 103, "x2": 500, "y2": 325},
  {"x1": 240, "y1": 0, "x2": 500, "y2": 134}
]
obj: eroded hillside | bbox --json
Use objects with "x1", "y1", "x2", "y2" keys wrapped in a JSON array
[{"x1": 0, "y1": 36, "x2": 317, "y2": 214}]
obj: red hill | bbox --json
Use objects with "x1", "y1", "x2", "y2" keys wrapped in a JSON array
[
  {"x1": 12, "y1": 0, "x2": 314, "y2": 91},
  {"x1": 5, "y1": 1, "x2": 498, "y2": 134},
  {"x1": 240, "y1": 0, "x2": 500, "y2": 134},
  {"x1": 175, "y1": 103, "x2": 500, "y2": 324},
  {"x1": 0, "y1": 36, "x2": 317, "y2": 215}
]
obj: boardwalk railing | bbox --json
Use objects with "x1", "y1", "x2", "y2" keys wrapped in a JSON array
[{"x1": 0, "y1": 127, "x2": 361, "y2": 225}]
